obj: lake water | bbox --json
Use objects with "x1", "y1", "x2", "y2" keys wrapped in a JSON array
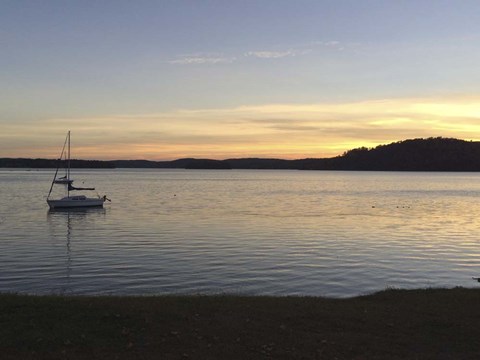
[{"x1": 1, "y1": 169, "x2": 480, "y2": 297}]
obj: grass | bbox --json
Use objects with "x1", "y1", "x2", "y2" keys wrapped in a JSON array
[{"x1": 1, "y1": 288, "x2": 480, "y2": 359}]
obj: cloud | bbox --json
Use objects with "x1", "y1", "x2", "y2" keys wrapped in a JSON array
[
  {"x1": 322, "y1": 41, "x2": 344, "y2": 50},
  {"x1": 3, "y1": 96, "x2": 480, "y2": 160},
  {"x1": 243, "y1": 40, "x2": 345, "y2": 61},
  {"x1": 307, "y1": 40, "x2": 349, "y2": 51},
  {"x1": 244, "y1": 49, "x2": 311, "y2": 59},
  {"x1": 170, "y1": 40, "x2": 343, "y2": 66},
  {"x1": 168, "y1": 38, "x2": 350, "y2": 67},
  {"x1": 169, "y1": 54, "x2": 236, "y2": 65},
  {"x1": 245, "y1": 50, "x2": 295, "y2": 59}
]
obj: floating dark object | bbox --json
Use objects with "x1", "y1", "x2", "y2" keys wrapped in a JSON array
[{"x1": 472, "y1": 277, "x2": 480, "y2": 282}]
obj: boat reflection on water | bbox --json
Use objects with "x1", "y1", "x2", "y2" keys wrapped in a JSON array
[
  {"x1": 48, "y1": 207, "x2": 107, "y2": 216},
  {"x1": 46, "y1": 207, "x2": 107, "y2": 294}
]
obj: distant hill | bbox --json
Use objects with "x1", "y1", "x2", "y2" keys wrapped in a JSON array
[
  {"x1": 112, "y1": 158, "x2": 231, "y2": 169},
  {"x1": 312, "y1": 137, "x2": 480, "y2": 171},
  {"x1": 3, "y1": 137, "x2": 480, "y2": 171},
  {"x1": 0, "y1": 158, "x2": 115, "y2": 169},
  {"x1": 226, "y1": 137, "x2": 480, "y2": 171}
]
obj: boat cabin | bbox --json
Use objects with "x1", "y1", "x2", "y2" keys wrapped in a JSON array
[{"x1": 63, "y1": 195, "x2": 87, "y2": 201}]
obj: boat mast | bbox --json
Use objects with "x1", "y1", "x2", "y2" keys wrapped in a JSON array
[
  {"x1": 47, "y1": 131, "x2": 69, "y2": 200},
  {"x1": 67, "y1": 130, "x2": 71, "y2": 198}
]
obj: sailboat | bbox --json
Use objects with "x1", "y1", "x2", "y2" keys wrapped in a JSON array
[{"x1": 47, "y1": 131, "x2": 109, "y2": 209}]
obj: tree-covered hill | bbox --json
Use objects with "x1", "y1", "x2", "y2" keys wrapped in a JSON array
[
  {"x1": 226, "y1": 137, "x2": 480, "y2": 171},
  {"x1": 314, "y1": 137, "x2": 480, "y2": 171}
]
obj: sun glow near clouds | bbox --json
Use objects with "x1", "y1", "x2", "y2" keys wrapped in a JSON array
[{"x1": 2, "y1": 96, "x2": 480, "y2": 160}]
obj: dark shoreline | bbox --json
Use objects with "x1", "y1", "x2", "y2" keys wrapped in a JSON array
[
  {"x1": 5, "y1": 137, "x2": 480, "y2": 171},
  {"x1": 2, "y1": 287, "x2": 480, "y2": 359}
]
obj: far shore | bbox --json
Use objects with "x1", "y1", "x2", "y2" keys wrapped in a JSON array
[
  {"x1": 2, "y1": 287, "x2": 480, "y2": 359},
  {"x1": 5, "y1": 137, "x2": 480, "y2": 171}
]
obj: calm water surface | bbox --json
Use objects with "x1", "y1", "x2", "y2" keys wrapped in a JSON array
[{"x1": 1, "y1": 169, "x2": 480, "y2": 297}]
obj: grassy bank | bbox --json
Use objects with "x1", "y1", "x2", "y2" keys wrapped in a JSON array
[{"x1": 1, "y1": 288, "x2": 480, "y2": 359}]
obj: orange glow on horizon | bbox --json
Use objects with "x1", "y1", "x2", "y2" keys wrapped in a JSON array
[{"x1": 3, "y1": 95, "x2": 480, "y2": 161}]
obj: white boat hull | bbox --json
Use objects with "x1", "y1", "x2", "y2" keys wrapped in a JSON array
[{"x1": 47, "y1": 196, "x2": 104, "y2": 209}]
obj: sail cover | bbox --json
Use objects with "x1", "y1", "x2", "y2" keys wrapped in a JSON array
[{"x1": 68, "y1": 183, "x2": 95, "y2": 191}]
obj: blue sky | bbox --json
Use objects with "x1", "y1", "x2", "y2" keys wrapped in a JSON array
[{"x1": 2, "y1": 1, "x2": 480, "y2": 159}]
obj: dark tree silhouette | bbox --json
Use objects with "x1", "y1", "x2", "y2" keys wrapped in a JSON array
[{"x1": 4, "y1": 137, "x2": 480, "y2": 171}]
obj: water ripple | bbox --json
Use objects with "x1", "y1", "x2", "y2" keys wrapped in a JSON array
[{"x1": 2, "y1": 169, "x2": 480, "y2": 297}]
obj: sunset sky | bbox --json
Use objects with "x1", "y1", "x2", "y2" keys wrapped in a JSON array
[{"x1": 2, "y1": 1, "x2": 480, "y2": 160}]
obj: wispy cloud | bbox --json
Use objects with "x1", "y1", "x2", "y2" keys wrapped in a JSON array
[
  {"x1": 169, "y1": 39, "x2": 346, "y2": 65},
  {"x1": 244, "y1": 51, "x2": 292, "y2": 59},
  {"x1": 4, "y1": 96, "x2": 480, "y2": 160},
  {"x1": 242, "y1": 40, "x2": 346, "y2": 60},
  {"x1": 311, "y1": 40, "x2": 345, "y2": 51},
  {"x1": 169, "y1": 53, "x2": 236, "y2": 65},
  {"x1": 244, "y1": 49, "x2": 310, "y2": 59}
]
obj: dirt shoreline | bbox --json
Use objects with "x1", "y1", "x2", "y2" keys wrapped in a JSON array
[{"x1": 2, "y1": 287, "x2": 480, "y2": 359}]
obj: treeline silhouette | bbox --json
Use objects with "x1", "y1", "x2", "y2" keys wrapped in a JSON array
[
  {"x1": 3, "y1": 137, "x2": 480, "y2": 171},
  {"x1": 239, "y1": 137, "x2": 480, "y2": 171},
  {"x1": 323, "y1": 137, "x2": 480, "y2": 171},
  {"x1": 0, "y1": 158, "x2": 115, "y2": 169}
]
